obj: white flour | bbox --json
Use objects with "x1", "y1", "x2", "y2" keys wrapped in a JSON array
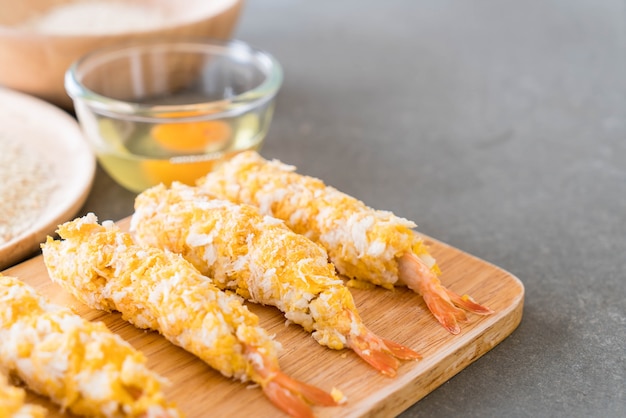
[
  {"x1": 0, "y1": 136, "x2": 57, "y2": 245},
  {"x1": 20, "y1": 1, "x2": 170, "y2": 35}
]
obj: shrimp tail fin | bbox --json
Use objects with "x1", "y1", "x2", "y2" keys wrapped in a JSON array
[
  {"x1": 423, "y1": 290, "x2": 467, "y2": 334},
  {"x1": 348, "y1": 328, "x2": 421, "y2": 377},
  {"x1": 248, "y1": 345, "x2": 339, "y2": 417},
  {"x1": 262, "y1": 378, "x2": 316, "y2": 418},
  {"x1": 445, "y1": 289, "x2": 494, "y2": 315},
  {"x1": 398, "y1": 252, "x2": 493, "y2": 334},
  {"x1": 349, "y1": 333, "x2": 400, "y2": 377},
  {"x1": 270, "y1": 370, "x2": 340, "y2": 407},
  {"x1": 381, "y1": 338, "x2": 422, "y2": 360}
]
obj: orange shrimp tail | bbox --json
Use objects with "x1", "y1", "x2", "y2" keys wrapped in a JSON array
[
  {"x1": 247, "y1": 346, "x2": 339, "y2": 417},
  {"x1": 398, "y1": 252, "x2": 493, "y2": 335},
  {"x1": 262, "y1": 369, "x2": 341, "y2": 417},
  {"x1": 270, "y1": 369, "x2": 339, "y2": 407},
  {"x1": 421, "y1": 289, "x2": 468, "y2": 334},
  {"x1": 349, "y1": 333, "x2": 400, "y2": 377},
  {"x1": 262, "y1": 378, "x2": 316, "y2": 418},
  {"x1": 381, "y1": 338, "x2": 422, "y2": 361},
  {"x1": 445, "y1": 288, "x2": 494, "y2": 315},
  {"x1": 347, "y1": 329, "x2": 420, "y2": 377}
]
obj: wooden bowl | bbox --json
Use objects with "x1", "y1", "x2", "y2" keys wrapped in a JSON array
[{"x1": 0, "y1": 0, "x2": 243, "y2": 109}]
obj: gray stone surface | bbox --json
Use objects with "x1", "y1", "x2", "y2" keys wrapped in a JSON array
[{"x1": 80, "y1": 1, "x2": 626, "y2": 416}]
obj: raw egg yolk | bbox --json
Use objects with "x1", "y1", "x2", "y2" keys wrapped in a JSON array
[
  {"x1": 151, "y1": 120, "x2": 232, "y2": 153},
  {"x1": 145, "y1": 114, "x2": 233, "y2": 186}
]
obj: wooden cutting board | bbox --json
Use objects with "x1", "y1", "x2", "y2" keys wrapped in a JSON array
[{"x1": 3, "y1": 218, "x2": 524, "y2": 418}]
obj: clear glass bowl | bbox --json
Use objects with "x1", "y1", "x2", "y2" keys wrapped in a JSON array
[{"x1": 65, "y1": 38, "x2": 282, "y2": 192}]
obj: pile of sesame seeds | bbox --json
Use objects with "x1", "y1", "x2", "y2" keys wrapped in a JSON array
[{"x1": 0, "y1": 136, "x2": 57, "y2": 244}]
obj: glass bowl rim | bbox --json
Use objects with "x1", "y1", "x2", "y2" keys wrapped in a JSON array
[{"x1": 65, "y1": 37, "x2": 283, "y2": 121}]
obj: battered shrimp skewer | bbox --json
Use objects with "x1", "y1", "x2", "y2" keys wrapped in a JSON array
[
  {"x1": 41, "y1": 214, "x2": 339, "y2": 418},
  {"x1": 131, "y1": 183, "x2": 421, "y2": 377},
  {"x1": 0, "y1": 274, "x2": 179, "y2": 418},
  {"x1": 198, "y1": 151, "x2": 493, "y2": 334},
  {"x1": 0, "y1": 371, "x2": 47, "y2": 418}
]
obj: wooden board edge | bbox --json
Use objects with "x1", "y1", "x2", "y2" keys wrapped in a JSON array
[
  {"x1": 2, "y1": 218, "x2": 527, "y2": 418},
  {"x1": 358, "y1": 273, "x2": 525, "y2": 418}
]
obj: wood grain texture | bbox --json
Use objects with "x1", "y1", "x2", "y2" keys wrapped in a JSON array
[{"x1": 3, "y1": 217, "x2": 524, "y2": 417}]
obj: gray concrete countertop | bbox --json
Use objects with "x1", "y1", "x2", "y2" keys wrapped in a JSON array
[{"x1": 80, "y1": 1, "x2": 625, "y2": 417}]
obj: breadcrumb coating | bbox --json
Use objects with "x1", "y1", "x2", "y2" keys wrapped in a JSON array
[
  {"x1": 197, "y1": 151, "x2": 439, "y2": 288},
  {"x1": 132, "y1": 184, "x2": 364, "y2": 351},
  {"x1": 42, "y1": 214, "x2": 281, "y2": 384},
  {"x1": 0, "y1": 371, "x2": 47, "y2": 418},
  {"x1": 0, "y1": 274, "x2": 179, "y2": 418}
]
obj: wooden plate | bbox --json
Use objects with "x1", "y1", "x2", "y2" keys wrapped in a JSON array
[
  {"x1": 0, "y1": 88, "x2": 95, "y2": 270},
  {"x1": 3, "y1": 218, "x2": 524, "y2": 417}
]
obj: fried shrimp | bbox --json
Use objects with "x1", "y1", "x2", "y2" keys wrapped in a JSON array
[
  {"x1": 41, "y1": 215, "x2": 339, "y2": 418},
  {"x1": 0, "y1": 274, "x2": 179, "y2": 418},
  {"x1": 131, "y1": 183, "x2": 420, "y2": 377},
  {"x1": 198, "y1": 151, "x2": 493, "y2": 334}
]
